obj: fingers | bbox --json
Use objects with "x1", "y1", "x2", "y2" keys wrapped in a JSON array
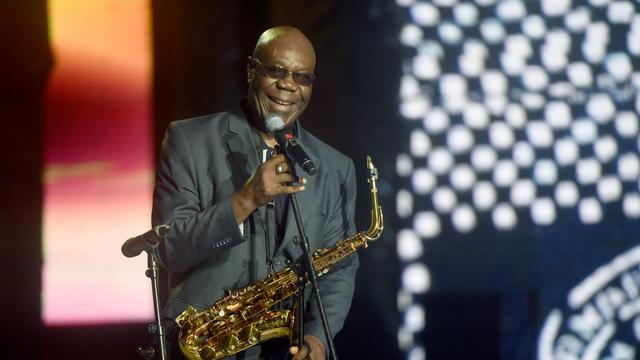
[{"x1": 289, "y1": 344, "x2": 310, "y2": 359}]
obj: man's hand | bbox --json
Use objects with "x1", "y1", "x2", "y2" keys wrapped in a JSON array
[
  {"x1": 290, "y1": 335, "x2": 326, "y2": 360},
  {"x1": 232, "y1": 154, "x2": 306, "y2": 224}
]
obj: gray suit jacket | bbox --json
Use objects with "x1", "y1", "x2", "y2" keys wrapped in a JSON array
[{"x1": 152, "y1": 112, "x2": 358, "y2": 348}]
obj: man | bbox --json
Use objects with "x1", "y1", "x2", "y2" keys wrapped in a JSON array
[{"x1": 152, "y1": 26, "x2": 358, "y2": 359}]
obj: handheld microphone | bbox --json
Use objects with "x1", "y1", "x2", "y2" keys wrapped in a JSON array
[
  {"x1": 121, "y1": 224, "x2": 169, "y2": 258},
  {"x1": 265, "y1": 115, "x2": 317, "y2": 175}
]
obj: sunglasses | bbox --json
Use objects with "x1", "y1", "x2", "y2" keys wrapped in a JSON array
[{"x1": 250, "y1": 58, "x2": 315, "y2": 87}]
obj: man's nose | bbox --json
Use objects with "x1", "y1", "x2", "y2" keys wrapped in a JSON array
[{"x1": 276, "y1": 71, "x2": 297, "y2": 91}]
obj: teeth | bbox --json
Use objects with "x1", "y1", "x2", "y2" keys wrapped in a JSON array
[{"x1": 272, "y1": 98, "x2": 293, "y2": 105}]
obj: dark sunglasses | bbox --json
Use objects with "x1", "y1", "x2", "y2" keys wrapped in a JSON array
[{"x1": 250, "y1": 58, "x2": 315, "y2": 87}]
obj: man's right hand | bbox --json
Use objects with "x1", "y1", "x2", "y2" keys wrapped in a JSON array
[{"x1": 232, "y1": 154, "x2": 306, "y2": 224}]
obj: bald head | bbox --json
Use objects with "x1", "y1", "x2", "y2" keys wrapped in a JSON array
[{"x1": 252, "y1": 26, "x2": 316, "y2": 66}]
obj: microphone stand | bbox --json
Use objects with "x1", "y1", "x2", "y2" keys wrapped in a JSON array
[
  {"x1": 289, "y1": 191, "x2": 339, "y2": 360},
  {"x1": 125, "y1": 227, "x2": 169, "y2": 360}
]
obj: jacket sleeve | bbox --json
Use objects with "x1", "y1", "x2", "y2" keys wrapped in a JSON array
[
  {"x1": 152, "y1": 122, "x2": 247, "y2": 273},
  {"x1": 303, "y1": 158, "x2": 359, "y2": 352}
]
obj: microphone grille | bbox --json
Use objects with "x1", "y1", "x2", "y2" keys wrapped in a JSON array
[{"x1": 265, "y1": 114, "x2": 285, "y2": 133}]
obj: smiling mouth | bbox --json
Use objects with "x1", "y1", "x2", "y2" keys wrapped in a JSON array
[{"x1": 269, "y1": 96, "x2": 295, "y2": 106}]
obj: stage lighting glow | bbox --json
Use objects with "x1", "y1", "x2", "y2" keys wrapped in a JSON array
[
  {"x1": 545, "y1": 102, "x2": 572, "y2": 129},
  {"x1": 428, "y1": 147, "x2": 454, "y2": 175},
  {"x1": 505, "y1": 34, "x2": 533, "y2": 58},
  {"x1": 473, "y1": 181, "x2": 497, "y2": 211},
  {"x1": 396, "y1": 0, "x2": 415, "y2": 7},
  {"x1": 576, "y1": 158, "x2": 602, "y2": 185},
  {"x1": 401, "y1": 96, "x2": 430, "y2": 120},
  {"x1": 594, "y1": 135, "x2": 618, "y2": 163},
  {"x1": 597, "y1": 176, "x2": 622, "y2": 202},
  {"x1": 400, "y1": 24, "x2": 424, "y2": 46},
  {"x1": 397, "y1": 189, "x2": 414, "y2": 218},
  {"x1": 408, "y1": 347, "x2": 426, "y2": 360},
  {"x1": 397, "y1": 154, "x2": 414, "y2": 177},
  {"x1": 493, "y1": 160, "x2": 518, "y2": 187},
  {"x1": 413, "y1": 211, "x2": 441, "y2": 238},
  {"x1": 463, "y1": 103, "x2": 489, "y2": 129},
  {"x1": 434, "y1": 0, "x2": 459, "y2": 7},
  {"x1": 485, "y1": 95, "x2": 508, "y2": 115},
  {"x1": 605, "y1": 53, "x2": 633, "y2": 82},
  {"x1": 555, "y1": 181, "x2": 580, "y2": 207},
  {"x1": 522, "y1": 66, "x2": 549, "y2": 91},
  {"x1": 475, "y1": 0, "x2": 496, "y2": 6},
  {"x1": 402, "y1": 263, "x2": 432, "y2": 294},
  {"x1": 623, "y1": 193, "x2": 640, "y2": 218},
  {"x1": 487, "y1": 122, "x2": 514, "y2": 149},
  {"x1": 433, "y1": 187, "x2": 457, "y2": 213},
  {"x1": 480, "y1": 18, "x2": 506, "y2": 44},
  {"x1": 492, "y1": 203, "x2": 517, "y2": 230},
  {"x1": 589, "y1": 0, "x2": 611, "y2": 7},
  {"x1": 513, "y1": 141, "x2": 536, "y2": 168},
  {"x1": 579, "y1": 197, "x2": 603, "y2": 224},
  {"x1": 618, "y1": 153, "x2": 640, "y2": 181},
  {"x1": 534, "y1": 160, "x2": 558, "y2": 185},
  {"x1": 531, "y1": 198, "x2": 556, "y2": 225},
  {"x1": 582, "y1": 41, "x2": 607, "y2": 64},
  {"x1": 411, "y1": 2, "x2": 440, "y2": 26},
  {"x1": 505, "y1": 104, "x2": 527, "y2": 128},
  {"x1": 412, "y1": 168, "x2": 437, "y2": 194},
  {"x1": 541, "y1": 46, "x2": 568, "y2": 72},
  {"x1": 554, "y1": 137, "x2": 579, "y2": 166},
  {"x1": 500, "y1": 52, "x2": 526, "y2": 76},
  {"x1": 447, "y1": 125, "x2": 474, "y2": 154},
  {"x1": 404, "y1": 304, "x2": 425, "y2": 332},
  {"x1": 413, "y1": 53, "x2": 441, "y2": 80},
  {"x1": 424, "y1": 108, "x2": 450, "y2": 134},
  {"x1": 481, "y1": 70, "x2": 508, "y2": 95},
  {"x1": 522, "y1": 15, "x2": 547, "y2": 39},
  {"x1": 440, "y1": 74, "x2": 467, "y2": 97},
  {"x1": 439, "y1": 22, "x2": 463, "y2": 44},
  {"x1": 615, "y1": 112, "x2": 639, "y2": 138},
  {"x1": 542, "y1": 0, "x2": 572, "y2": 16},
  {"x1": 400, "y1": 75, "x2": 421, "y2": 99},
  {"x1": 450, "y1": 164, "x2": 476, "y2": 191},
  {"x1": 471, "y1": 145, "x2": 498, "y2": 172},
  {"x1": 410, "y1": 129, "x2": 431, "y2": 157},
  {"x1": 571, "y1": 119, "x2": 598, "y2": 144},
  {"x1": 453, "y1": 3, "x2": 479, "y2": 26},
  {"x1": 565, "y1": 7, "x2": 592, "y2": 33},
  {"x1": 587, "y1": 93, "x2": 616, "y2": 123},
  {"x1": 527, "y1": 121, "x2": 554, "y2": 148},
  {"x1": 452, "y1": 204, "x2": 477, "y2": 232},
  {"x1": 397, "y1": 229, "x2": 423, "y2": 261},
  {"x1": 608, "y1": 1, "x2": 634, "y2": 23},
  {"x1": 520, "y1": 92, "x2": 546, "y2": 110},
  {"x1": 459, "y1": 53, "x2": 484, "y2": 77},
  {"x1": 511, "y1": 179, "x2": 536, "y2": 207},
  {"x1": 566, "y1": 62, "x2": 593, "y2": 87},
  {"x1": 497, "y1": 0, "x2": 526, "y2": 22}
]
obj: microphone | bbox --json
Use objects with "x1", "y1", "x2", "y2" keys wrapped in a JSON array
[
  {"x1": 265, "y1": 115, "x2": 317, "y2": 175},
  {"x1": 121, "y1": 224, "x2": 169, "y2": 258}
]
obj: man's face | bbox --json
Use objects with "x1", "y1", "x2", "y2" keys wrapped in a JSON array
[{"x1": 248, "y1": 35, "x2": 315, "y2": 129}]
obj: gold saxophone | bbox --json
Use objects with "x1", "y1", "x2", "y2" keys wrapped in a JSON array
[{"x1": 175, "y1": 156, "x2": 384, "y2": 360}]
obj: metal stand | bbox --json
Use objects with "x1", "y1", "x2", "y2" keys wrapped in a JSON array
[
  {"x1": 289, "y1": 192, "x2": 339, "y2": 360},
  {"x1": 122, "y1": 226, "x2": 169, "y2": 360}
]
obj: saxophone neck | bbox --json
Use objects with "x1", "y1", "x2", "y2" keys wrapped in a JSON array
[{"x1": 364, "y1": 156, "x2": 384, "y2": 240}]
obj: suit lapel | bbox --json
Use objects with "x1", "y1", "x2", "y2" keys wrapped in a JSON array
[
  {"x1": 224, "y1": 115, "x2": 267, "y2": 233},
  {"x1": 275, "y1": 126, "x2": 320, "y2": 255}
]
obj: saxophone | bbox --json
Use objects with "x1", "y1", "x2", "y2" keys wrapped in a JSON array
[{"x1": 175, "y1": 156, "x2": 384, "y2": 360}]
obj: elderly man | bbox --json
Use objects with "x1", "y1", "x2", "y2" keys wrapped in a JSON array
[{"x1": 152, "y1": 26, "x2": 358, "y2": 359}]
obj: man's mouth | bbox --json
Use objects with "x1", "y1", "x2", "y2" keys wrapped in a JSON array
[{"x1": 269, "y1": 96, "x2": 295, "y2": 106}]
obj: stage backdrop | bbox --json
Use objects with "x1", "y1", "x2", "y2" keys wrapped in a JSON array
[
  {"x1": 43, "y1": 0, "x2": 154, "y2": 325},
  {"x1": 394, "y1": 0, "x2": 640, "y2": 359}
]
